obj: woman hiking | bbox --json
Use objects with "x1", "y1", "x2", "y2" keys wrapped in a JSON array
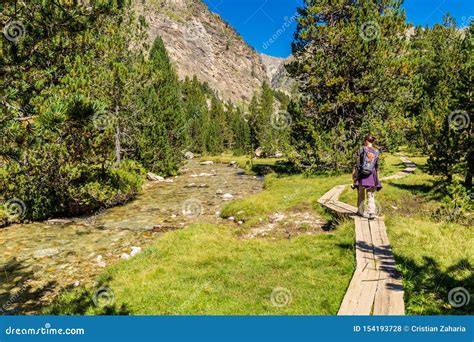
[{"x1": 352, "y1": 134, "x2": 381, "y2": 220}]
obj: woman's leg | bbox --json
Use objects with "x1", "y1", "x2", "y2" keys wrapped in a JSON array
[
  {"x1": 367, "y1": 187, "x2": 376, "y2": 216},
  {"x1": 357, "y1": 185, "x2": 365, "y2": 215}
]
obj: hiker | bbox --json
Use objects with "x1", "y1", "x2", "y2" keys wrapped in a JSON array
[{"x1": 352, "y1": 134, "x2": 381, "y2": 219}]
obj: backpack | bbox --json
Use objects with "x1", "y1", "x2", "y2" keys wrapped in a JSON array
[{"x1": 358, "y1": 147, "x2": 379, "y2": 177}]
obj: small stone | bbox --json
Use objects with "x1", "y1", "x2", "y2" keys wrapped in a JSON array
[
  {"x1": 228, "y1": 216, "x2": 235, "y2": 221},
  {"x1": 237, "y1": 221, "x2": 243, "y2": 225},
  {"x1": 229, "y1": 160, "x2": 237, "y2": 167},
  {"x1": 200, "y1": 161, "x2": 214, "y2": 165},
  {"x1": 46, "y1": 219, "x2": 73, "y2": 225},
  {"x1": 120, "y1": 253, "x2": 130, "y2": 260},
  {"x1": 184, "y1": 151, "x2": 194, "y2": 160},
  {"x1": 33, "y1": 248, "x2": 60, "y2": 258},
  {"x1": 222, "y1": 193, "x2": 234, "y2": 200},
  {"x1": 147, "y1": 172, "x2": 165, "y2": 182},
  {"x1": 130, "y1": 246, "x2": 142, "y2": 257},
  {"x1": 73, "y1": 281, "x2": 81, "y2": 287}
]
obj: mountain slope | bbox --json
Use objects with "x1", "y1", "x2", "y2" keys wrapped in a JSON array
[
  {"x1": 136, "y1": 0, "x2": 269, "y2": 103},
  {"x1": 260, "y1": 53, "x2": 297, "y2": 95}
]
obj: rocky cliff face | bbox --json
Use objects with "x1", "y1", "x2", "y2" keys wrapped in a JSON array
[
  {"x1": 135, "y1": 0, "x2": 269, "y2": 103},
  {"x1": 260, "y1": 53, "x2": 297, "y2": 95}
]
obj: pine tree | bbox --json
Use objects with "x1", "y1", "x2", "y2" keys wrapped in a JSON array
[
  {"x1": 287, "y1": 0, "x2": 408, "y2": 172},
  {"x1": 135, "y1": 36, "x2": 187, "y2": 175},
  {"x1": 410, "y1": 17, "x2": 472, "y2": 183}
]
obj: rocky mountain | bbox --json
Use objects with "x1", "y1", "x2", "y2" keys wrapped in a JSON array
[
  {"x1": 260, "y1": 53, "x2": 297, "y2": 95},
  {"x1": 135, "y1": 0, "x2": 269, "y2": 103},
  {"x1": 260, "y1": 54, "x2": 286, "y2": 81}
]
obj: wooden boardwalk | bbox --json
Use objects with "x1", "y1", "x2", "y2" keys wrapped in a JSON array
[{"x1": 318, "y1": 156, "x2": 416, "y2": 315}]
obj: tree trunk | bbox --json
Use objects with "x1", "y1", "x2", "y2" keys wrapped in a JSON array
[
  {"x1": 465, "y1": 149, "x2": 473, "y2": 189},
  {"x1": 114, "y1": 105, "x2": 121, "y2": 167}
]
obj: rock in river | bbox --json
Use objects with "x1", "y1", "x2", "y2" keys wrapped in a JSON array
[
  {"x1": 33, "y1": 248, "x2": 60, "y2": 258},
  {"x1": 200, "y1": 161, "x2": 214, "y2": 165}
]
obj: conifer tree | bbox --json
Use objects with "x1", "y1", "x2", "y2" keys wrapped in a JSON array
[{"x1": 288, "y1": 0, "x2": 408, "y2": 172}]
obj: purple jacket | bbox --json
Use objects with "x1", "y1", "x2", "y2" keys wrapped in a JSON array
[{"x1": 354, "y1": 146, "x2": 382, "y2": 191}]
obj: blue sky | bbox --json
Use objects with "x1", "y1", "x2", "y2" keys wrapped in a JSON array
[{"x1": 203, "y1": 0, "x2": 474, "y2": 57}]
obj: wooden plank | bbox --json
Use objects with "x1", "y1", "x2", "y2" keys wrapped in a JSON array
[
  {"x1": 318, "y1": 186, "x2": 341, "y2": 205},
  {"x1": 372, "y1": 220, "x2": 405, "y2": 315},
  {"x1": 323, "y1": 157, "x2": 411, "y2": 316}
]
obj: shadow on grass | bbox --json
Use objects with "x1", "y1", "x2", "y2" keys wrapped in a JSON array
[
  {"x1": 395, "y1": 255, "x2": 473, "y2": 315},
  {"x1": 250, "y1": 161, "x2": 299, "y2": 176},
  {"x1": 44, "y1": 285, "x2": 130, "y2": 315},
  {"x1": 336, "y1": 239, "x2": 473, "y2": 315}
]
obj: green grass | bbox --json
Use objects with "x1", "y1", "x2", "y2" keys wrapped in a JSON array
[
  {"x1": 339, "y1": 154, "x2": 473, "y2": 315},
  {"x1": 46, "y1": 152, "x2": 473, "y2": 315},
  {"x1": 46, "y1": 223, "x2": 355, "y2": 315}
]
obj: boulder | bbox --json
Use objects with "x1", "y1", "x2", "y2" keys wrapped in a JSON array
[
  {"x1": 184, "y1": 151, "x2": 194, "y2": 160},
  {"x1": 147, "y1": 172, "x2": 165, "y2": 181}
]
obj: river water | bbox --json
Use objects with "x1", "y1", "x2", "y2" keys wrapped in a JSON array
[{"x1": 0, "y1": 160, "x2": 263, "y2": 314}]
